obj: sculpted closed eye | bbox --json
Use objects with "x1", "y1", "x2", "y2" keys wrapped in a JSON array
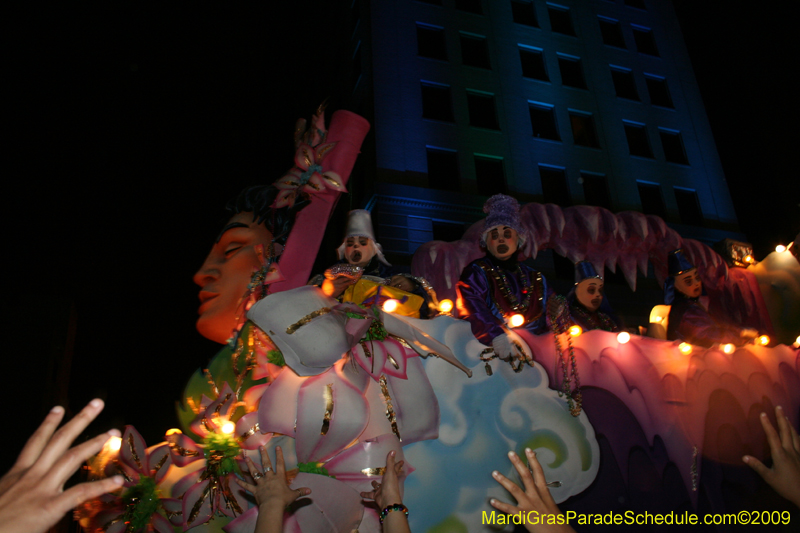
[{"x1": 224, "y1": 245, "x2": 243, "y2": 256}]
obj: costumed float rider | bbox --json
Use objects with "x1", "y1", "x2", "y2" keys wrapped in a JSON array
[
  {"x1": 665, "y1": 248, "x2": 758, "y2": 348},
  {"x1": 309, "y1": 209, "x2": 434, "y2": 318},
  {"x1": 566, "y1": 261, "x2": 620, "y2": 333},
  {"x1": 456, "y1": 194, "x2": 567, "y2": 366}
]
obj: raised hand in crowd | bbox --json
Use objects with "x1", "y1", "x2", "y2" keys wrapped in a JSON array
[
  {"x1": 743, "y1": 405, "x2": 800, "y2": 508},
  {"x1": 360, "y1": 450, "x2": 410, "y2": 533},
  {"x1": 490, "y1": 448, "x2": 576, "y2": 533},
  {"x1": 0, "y1": 399, "x2": 124, "y2": 533},
  {"x1": 236, "y1": 445, "x2": 311, "y2": 533}
]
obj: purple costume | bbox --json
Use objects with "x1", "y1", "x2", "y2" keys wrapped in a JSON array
[
  {"x1": 667, "y1": 294, "x2": 743, "y2": 348},
  {"x1": 456, "y1": 254, "x2": 553, "y2": 344}
]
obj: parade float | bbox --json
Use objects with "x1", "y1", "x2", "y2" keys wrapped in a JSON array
[{"x1": 77, "y1": 107, "x2": 800, "y2": 533}]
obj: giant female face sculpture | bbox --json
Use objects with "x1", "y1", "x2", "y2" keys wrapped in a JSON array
[{"x1": 193, "y1": 211, "x2": 275, "y2": 344}]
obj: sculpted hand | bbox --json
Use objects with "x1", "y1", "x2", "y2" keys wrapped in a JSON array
[
  {"x1": 0, "y1": 400, "x2": 124, "y2": 533},
  {"x1": 235, "y1": 445, "x2": 311, "y2": 533},
  {"x1": 743, "y1": 406, "x2": 800, "y2": 507},
  {"x1": 490, "y1": 449, "x2": 575, "y2": 533}
]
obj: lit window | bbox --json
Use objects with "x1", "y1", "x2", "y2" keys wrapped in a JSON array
[
  {"x1": 529, "y1": 103, "x2": 560, "y2": 140},
  {"x1": 548, "y1": 4, "x2": 575, "y2": 36},
  {"x1": 511, "y1": 0, "x2": 538, "y2": 27},
  {"x1": 558, "y1": 54, "x2": 586, "y2": 89},
  {"x1": 611, "y1": 67, "x2": 639, "y2": 100},
  {"x1": 475, "y1": 155, "x2": 506, "y2": 196},
  {"x1": 624, "y1": 121, "x2": 653, "y2": 158},
  {"x1": 467, "y1": 91, "x2": 500, "y2": 130},
  {"x1": 645, "y1": 75, "x2": 673, "y2": 108},
  {"x1": 598, "y1": 16, "x2": 626, "y2": 48},
  {"x1": 633, "y1": 25, "x2": 659, "y2": 56},
  {"x1": 417, "y1": 24, "x2": 447, "y2": 60},
  {"x1": 460, "y1": 33, "x2": 491, "y2": 69},
  {"x1": 519, "y1": 46, "x2": 549, "y2": 81},
  {"x1": 539, "y1": 165, "x2": 572, "y2": 206},
  {"x1": 674, "y1": 187, "x2": 703, "y2": 226},
  {"x1": 427, "y1": 147, "x2": 460, "y2": 192},
  {"x1": 421, "y1": 82, "x2": 454, "y2": 122},
  {"x1": 659, "y1": 129, "x2": 689, "y2": 165},
  {"x1": 570, "y1": 111, "x2": 599, "y2": 148},
  {"x1": 637, "y1": 181, "x2": 666, "y2": 218}
]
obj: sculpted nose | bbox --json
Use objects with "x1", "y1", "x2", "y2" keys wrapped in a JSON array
[{"x1": 193, "y1": 257, "x2": 220, "y2": 287}]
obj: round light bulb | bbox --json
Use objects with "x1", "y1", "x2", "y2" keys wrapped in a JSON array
[
  {"x1": 758, "y1": 335, "x2": 770, "y2": 346},
  {"x1": 569, "y1": 325, "x2": 582, "y2": 337},
  {"x1": 438, "y1": 299, "x2": 453, "y2": 313},
  {"x1": 796, "y1": 335, "x2": 800, "y2": 345},
  {"x1": 776, "y1": 245, "x2": 786, "y2": 253},
  {"x1": 382, "y1": 299, "x2": 399, "y2": 313},
  {"x1": 721, "y1": 343, "x2": 734, "y2": 354},
  {"x1": 221, "y1": 421, "x2": 236, "y2": 435},
  {"x1": 166, "y1": 428, "x2": 182, "y2": 437},
  {"x1": 653, "y1": 316, "x2": 663, "y2": 323},
  {"x1": 509, "y1": 314, "x2": 525, "y2": 327},
  {"x1": 107, "y1": 436, "x2": 122, "y2": 452},
  {"x1": 617, "y1": 331, "x2": 631, "y2": 344},
  {"x1": 679, "y1": 342, "x2": 692, "y2": 355}
]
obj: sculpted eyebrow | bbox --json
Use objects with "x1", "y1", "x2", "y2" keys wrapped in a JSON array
[{"x1": 215, "y1": 222, "x2": 249, "y2": 243}]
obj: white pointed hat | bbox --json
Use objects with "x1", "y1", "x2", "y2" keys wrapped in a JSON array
[{"x1": 336, "y1": 209, "x2": 391, "y2": 266}]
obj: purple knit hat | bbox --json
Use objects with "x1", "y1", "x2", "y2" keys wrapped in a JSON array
[{"x1": 480, "y1": 194, "x2": 527, "y2": 247}]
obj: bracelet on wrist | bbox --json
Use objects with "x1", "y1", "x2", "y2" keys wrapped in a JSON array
[{"x1": 379, "y1": 503, "x2": 409, "y2": 524}]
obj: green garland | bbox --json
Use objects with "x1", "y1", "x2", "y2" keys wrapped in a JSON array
[
  {"x1": 297, "y1": 462, "x2": 335, "y2": 478},
  {"x1": 266, "y1": 349, "x2": 286, "y2": 367},
  {"x1": 202, "y1": 433, "x2": 242, "y2": 476},
  {"x1": 120, "y1": 476, "x2": 161, "y2": 531}
]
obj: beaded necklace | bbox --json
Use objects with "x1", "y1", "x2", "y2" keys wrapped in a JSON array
[
  {"x1": 571, "y1": 303, "x2": 616, "y2": 332},
  {"x1": 477, "y1": 259, "x2": 543, "y2": 321},
  {"x1": 551, "y1": 297, "x2": 582, "y2": 417}
]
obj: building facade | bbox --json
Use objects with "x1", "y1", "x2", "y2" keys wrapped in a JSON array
[{"x1": 344, "y1": 0, "x2": 742, "y2": 262}]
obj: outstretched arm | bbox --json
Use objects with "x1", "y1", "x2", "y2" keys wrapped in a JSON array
[
  {"x1": 0, "y1": 399, "x2": 124, "y2": 533},
  {"x1": 236, "y1": 445, "x2": 311, "y2": 533},
  {"x1": 360, "y1": 450, "x2": 410, "y2": 533},
  {"x1": 490, "y1": 449, "x2": 576, "y2": 533},
  {"x1": 743, "y1": 406, "x2": 800, "y2": 507}
]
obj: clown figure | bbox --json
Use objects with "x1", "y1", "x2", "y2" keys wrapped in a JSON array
[
  {"x1": 567, "y1": 261, "x2": 620, "y2": 332},
  {"x1": 311, "y1": 209, "x2": 433, "y2": 317},
  {"x1": 665, "y1": 248, "x2": 758, "y2": 347},
  {"x1": 456, "y1": 194, "x2": 564, "y2": 361}
]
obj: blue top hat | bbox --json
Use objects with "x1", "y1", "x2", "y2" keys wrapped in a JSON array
[
  {"x1": 664, "y1": 249, "x2": 697, "y2": 304},
  {"x1": 574, "y1": 261, "x2": 602, "y2": 284},
  {"x1": 667, "y1": 249, "x2": 695, "y2": 277}
]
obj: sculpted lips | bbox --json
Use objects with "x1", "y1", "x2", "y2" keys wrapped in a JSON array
[
  {"x1": 496, "y1": 244, "x2": 509, "y2": 254},
  {"x1": 198, "y1": 291, "x2": 218, "y2": 313},
  {"x1": 351, "y1": 250, "x2": 362, "y2": 263}
]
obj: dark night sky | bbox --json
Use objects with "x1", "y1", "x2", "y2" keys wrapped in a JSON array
[{"x1": 4, "y1": 2, "x2": 799, "y2": 462}]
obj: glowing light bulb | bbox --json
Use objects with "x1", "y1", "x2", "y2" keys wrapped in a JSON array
[
  {"x1": 382, "y1": 299, "x2": 399, "y2": 313},
  {"x1": 679, "y1": 342, "x2": 692, "y2": 355},
  {"x1": 721, "y1": 343, "x2": 734, "y2": 354},
  {"x1": 438, "y1": 299, "x2": 453, "y2": 313},
  {"x1": 744, "y1": 255, "x2": 754, "y2": 263},
  {"x1": 509, "y1": 314, "x2": 525, "y2": 327},
  {"x1": 795, "y1": 335, "x2": 800, "y2": 349},
  {"x1": 776, "y1": 245, "x2": 786, "y2": 253},
  {"x1": 166, "y1": 428, "x2": 182, "y2": 437},
  {"x1": 758, "y1": 335, "x2": 770, "y2": 346},
  {"x1": 569, "y1": 325, "x2": 582, "y2": 337},
  {"x1": 653, "y1": 316, "x2": 663, "y2": 323},
  {"x1": 221, "y1": 421, "x2": 236, "y2": 435},
  {"x1": 617, "y1": 331, "x2": 631, "y2": 344},
  {"x1": 108, "y1": 436, "x2": 122, "y2": 452}
]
